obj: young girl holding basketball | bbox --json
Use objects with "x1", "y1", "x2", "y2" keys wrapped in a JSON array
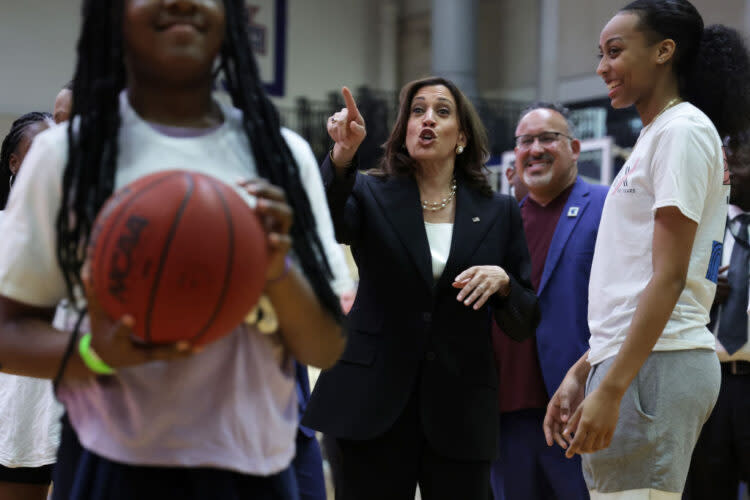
[
  {"x1": 0, "y1": 1, "x2": 345, "y2": 498},
  {"x1": 543, "y1": 0, "x2": 750, "y2": 498}
]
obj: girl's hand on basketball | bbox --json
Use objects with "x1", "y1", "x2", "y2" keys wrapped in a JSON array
[
  {"x1": 543, "y1": 370, "x2": 586, "y2": 451},
  {"x1": 327, "y1": 87, "x2": 366, "y2": 168},
  {"x1": 562, "y1": 387, "x2": 620, "y2": 458},
  {"x1": 80, "y1": 263, "x2": 196, "y2": 370},
  {"x1": 237, "y1": 179, "x2": 293, "y2": 282}
]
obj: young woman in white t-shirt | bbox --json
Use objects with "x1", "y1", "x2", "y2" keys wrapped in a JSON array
[
  {"x1": 543, "y1": 0, "x2": 750, "y2": 497},
  {"x1": 0, "y1": 1, "x2": 345, "y2": 499},
  {"x1": 0, "y1": 111, "x2": 60, "y2": 500}
]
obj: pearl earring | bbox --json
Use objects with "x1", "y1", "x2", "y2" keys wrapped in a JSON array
[{"x1": 455, "y1": 145, "x2": 464, "y2": 155}]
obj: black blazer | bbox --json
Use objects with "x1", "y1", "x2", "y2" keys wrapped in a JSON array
[{"x1": 303, "y1": 158, "x2": 540, "y2": 461}]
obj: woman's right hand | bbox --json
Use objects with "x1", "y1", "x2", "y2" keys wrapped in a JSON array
[
  {"x1": 81, "y1": 264, "x2": 195, "y2": 371},
  {"x1": 543, "y1": 365, "x2": 587, "y2": 451},
  {"x1": 327, "y1": 87, "x2": 366, "y2": 168}
]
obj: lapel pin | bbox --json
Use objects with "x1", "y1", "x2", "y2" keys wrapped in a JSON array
[
  {"x1": 472, "y1": 216, "x2": 480, "y2": 223},
  {"x1": 567, "y1": 207, "x2": 579, "y2": 218}
]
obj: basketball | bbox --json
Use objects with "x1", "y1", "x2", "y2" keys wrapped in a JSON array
[{"x1": 87, "y1": 170, "x2": 269, "y2": 346}]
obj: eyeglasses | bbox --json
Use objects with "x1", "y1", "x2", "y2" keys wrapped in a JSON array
[{"x1": 514, "y1": 131, "x2": 574, "y2": 149}]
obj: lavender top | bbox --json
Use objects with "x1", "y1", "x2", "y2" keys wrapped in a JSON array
[{"x1": 0, "y1": 92, "x2": 350, "y2": 474}]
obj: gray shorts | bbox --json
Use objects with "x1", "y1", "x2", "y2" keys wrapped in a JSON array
[{"x1": 582, "y1": 349, "x2": 720, "y2": 494}]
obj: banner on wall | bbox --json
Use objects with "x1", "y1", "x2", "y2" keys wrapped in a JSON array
[{"x1": 246, "y1": 0, "x2": 287, "y2": 96}]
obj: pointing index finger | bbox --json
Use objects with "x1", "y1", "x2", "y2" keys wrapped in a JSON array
[{"x1": 342, "y1": 87, "x2": 360, "y2": 121}]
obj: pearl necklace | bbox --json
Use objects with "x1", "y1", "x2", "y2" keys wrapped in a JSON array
[{"x1": 421, "y1": 177, "x2": 457, "y2": 212}]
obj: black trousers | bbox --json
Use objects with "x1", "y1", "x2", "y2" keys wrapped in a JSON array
[
  {"x1": 334, "y1": 390, "x2": 491, "y2": 500},
  {"x1": 684, "y1": 362, "x2": 750, "y2": 500}
]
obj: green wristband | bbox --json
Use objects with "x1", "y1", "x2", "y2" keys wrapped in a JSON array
[{"x1": 78, "y1": 333, "x2": 116, "y2": 375}]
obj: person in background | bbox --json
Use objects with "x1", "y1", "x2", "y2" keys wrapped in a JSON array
[
  {"x1": 0, "y1": 112, "x2": 54, "y2": 210},
  {"x1": 505, "y1": 163, "x2": 528, "y2": 203},
  {"x1": 0, "y1": 111, "x2": 60, "y2": 500},
  {"x1": 53, "y1": 82, "x2": 73, "y2": 124},
  {"x1": 491, "y1": 102, "x2": 607, "y2": 500},
  {"x1": 683, "y1": 131, "x2": 750, "y2": 500}
]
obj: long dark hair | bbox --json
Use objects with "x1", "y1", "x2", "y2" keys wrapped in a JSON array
[
  {"x1": 57, "y1": 0, "x2": 341, "y2": 320},
  {"x1": 375, "y1": 76, "x2": 492, "y2": 196},
  {"x1": 0, "y1": 112, "x2": 53, "y2": 209},
  {"x1": 622, "y1": 0, "x2": 750, "y2": 137}
]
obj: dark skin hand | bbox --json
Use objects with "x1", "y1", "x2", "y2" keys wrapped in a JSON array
[
  {"x1": 237, "y1": 178, "x2": 345, "y2": 369},
  {"x1": 237, "y1": 179, "x2": 293, "y2": 281}
]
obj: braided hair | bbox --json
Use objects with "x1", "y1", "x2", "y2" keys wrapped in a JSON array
[
  {"x1": 57, "y1": 0, "x2": 342, "y2": 322},
  {"x1": 0, "y1": 112, "x2": 53, "y2": 209}
]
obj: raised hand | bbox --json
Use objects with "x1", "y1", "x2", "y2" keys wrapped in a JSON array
[{"x1": 326, "y1": 87, "x2": 366, "y2": 168}]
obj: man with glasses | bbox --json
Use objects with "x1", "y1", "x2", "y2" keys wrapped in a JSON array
[
  {"x1": 490, "y1": 103, "x2": 608, "y2": 499},
  {"x1": 684, "y1": 132, "x2": 750, "y2": 500}
]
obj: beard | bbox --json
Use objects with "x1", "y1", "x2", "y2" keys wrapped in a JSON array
[{"x1": 522, "y1": 168, "x2": 555, "y2": 189}]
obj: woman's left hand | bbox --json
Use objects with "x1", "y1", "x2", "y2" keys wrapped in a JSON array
[
  {"x1": 561, "y1": 387, "x2": 621, "y2": 458},
  {"x1": 237, "y1": 179, "x2": 293, "y2": 282},
  {"x1": 453, "y1": 265, "x2": 511, "y2": 310}
]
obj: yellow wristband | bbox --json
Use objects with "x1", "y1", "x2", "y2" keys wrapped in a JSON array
[{"x1": 78, "y1": 333, "x2": 116, "y2": 375}]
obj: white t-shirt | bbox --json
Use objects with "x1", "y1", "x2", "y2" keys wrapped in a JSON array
[
  {"x1": 0, "y1": 372, "x2": 62, "y2": 468},
  {"x1": 0, "y1": 204, "x2": 64, "y2": 470},
  {"x1": 587, "y1": 102, "x2": 727, "y2": 366},
  {"x1": 0, "y1": 92, "x2": 351, "y2": 474}
]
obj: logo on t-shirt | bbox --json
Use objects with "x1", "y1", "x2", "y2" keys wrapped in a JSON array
[
  {"x1": 706, "y1": 240, "x2": 723, "y2": 283},
  {"x1": 612, "y1": 159, "x2": 640, "y2": 194}
]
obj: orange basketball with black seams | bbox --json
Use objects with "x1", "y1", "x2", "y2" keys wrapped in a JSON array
[{"x1": 88, "y1": 170, "x2": 269, "y2": 346}]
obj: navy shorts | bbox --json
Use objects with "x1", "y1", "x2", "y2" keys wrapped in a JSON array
[{"x1": 53, "y1": 415, "x2": 299, "y2": 500}]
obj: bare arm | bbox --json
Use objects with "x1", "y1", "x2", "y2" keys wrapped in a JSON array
[
  {"x1": 0, "y1": 290, "x2": 192, "y2": 380},
  {"x1": 564, "y1": 205, "x2": 697, "y2": 456},
  {"x1": 0, "y1": 297, "x2": 91, "y2": 380},
  {"x1": 266, "y1": 268, "x2": 344, "y2": 369},
  {"x1": 241, "y1": 180, "x2": 345, "y2": 369}
]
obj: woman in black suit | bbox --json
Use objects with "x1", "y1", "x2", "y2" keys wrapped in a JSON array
[{"x1": 304, "y1": 77, "x2": 540, "y2": 500}]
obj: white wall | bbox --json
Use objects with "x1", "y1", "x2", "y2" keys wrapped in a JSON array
[
  {"x1": 0, "y1": 0, "x2": 80, "y2": 131},
  {"x1": 274, "y1": 0, "x2": 380, "y2": 108},
  {"x1": 400, "y1": 0, "x2": 750, "y2": 103},
  {"x1": 2, "y1": 0, "x2": 747, "y2": 131}
]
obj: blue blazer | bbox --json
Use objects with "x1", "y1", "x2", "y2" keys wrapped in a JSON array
[{"x1": 524, "y1": 177, "x2": 608, "y2": 396}]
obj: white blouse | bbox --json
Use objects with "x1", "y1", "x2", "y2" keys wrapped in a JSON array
[{"x1": 424, "y1": 222, "x2": 454, "y2": 280}]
